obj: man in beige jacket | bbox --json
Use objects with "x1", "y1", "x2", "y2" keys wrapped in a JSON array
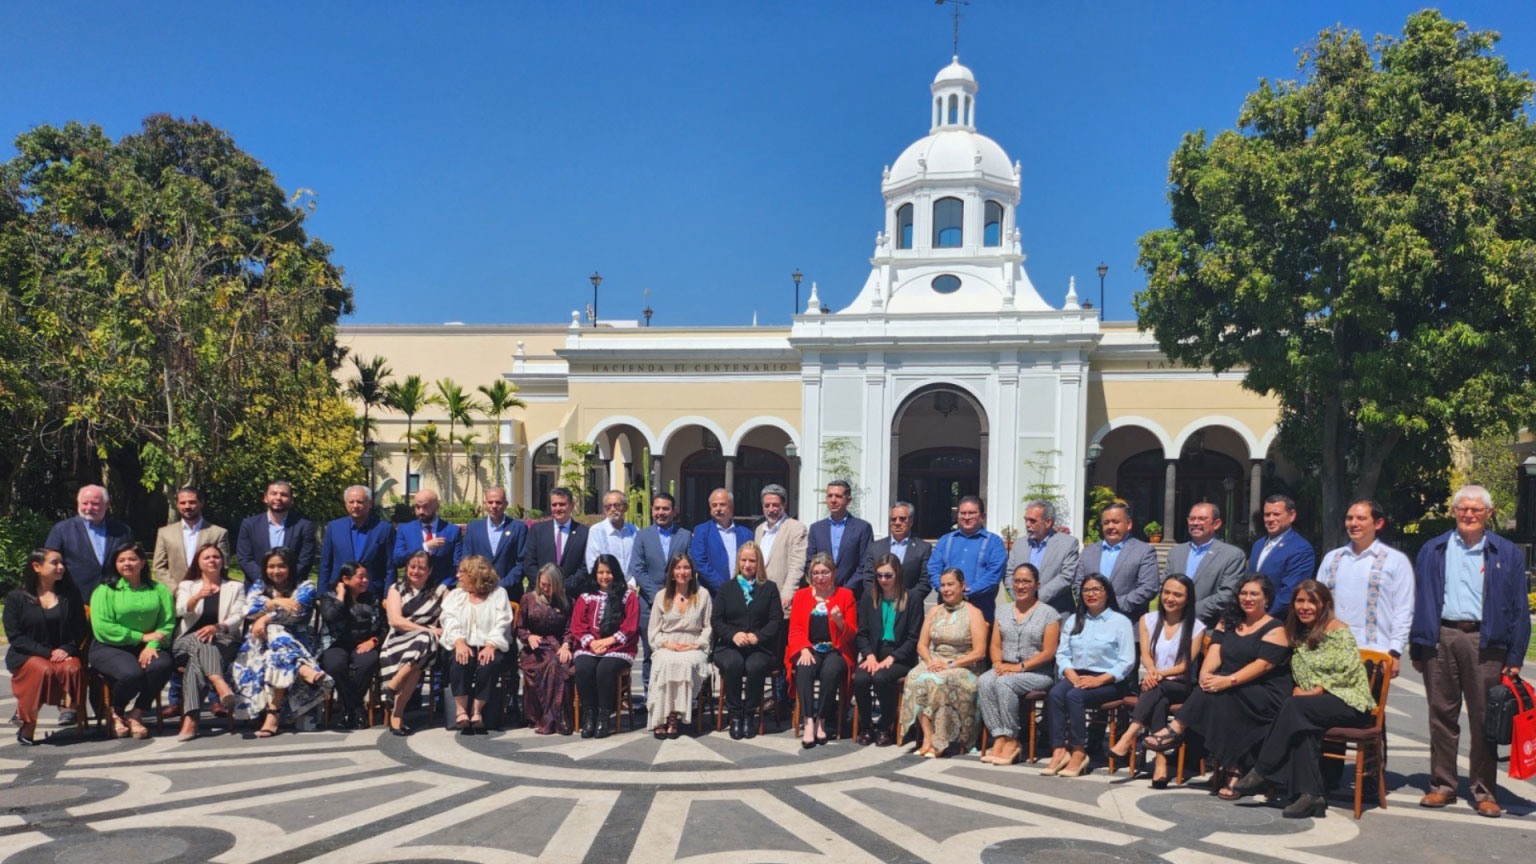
[
  {"x1": 754, "y1": 483, "x2": 808, "y2": 611},
  {"x1": 152, "y1": 487, "x2": 233, "y2": 589}
]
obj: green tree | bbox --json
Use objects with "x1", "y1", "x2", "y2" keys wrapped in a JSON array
[
  {"x1": 345, "y1": 355, "x2": 393, "y2": 442},
  {"x1": 384, "y1": 375, "x2": 433, "y2": 499},
  {"x1": 434, "y1": 378, "x2": 482, "y2": 506},
  {"x1": 1135, "y1": 11, "x2": 1536, "y2": 547},
  {"x1": 560, "y1": 441, "x2": 596, "y2": 514},
  {"x1": 409, "y1": 422, "x2": 447, "y2": 494},
  {"x1": 477, "y1": 379, "x2": 525, "y2": 486}
]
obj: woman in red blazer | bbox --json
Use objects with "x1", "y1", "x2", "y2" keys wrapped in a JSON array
[{"x1": 785, "y1": 551, "x2": 858, "y2": 748}]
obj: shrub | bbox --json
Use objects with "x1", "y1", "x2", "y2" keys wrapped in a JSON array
[{"x1": 0, "y1": 509, "x2": 55, "y2": 592}]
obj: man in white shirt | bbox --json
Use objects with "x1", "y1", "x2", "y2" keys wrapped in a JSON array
[
  {"x1": 585, "y1": 489, "x2": 638, "y2": 585},
  {"x1": 755, "y1": 483, "x2": 808, "y2": 610},
  {"x1": 1315, "y1": 498, "x2": 1414, "y2": 676}
]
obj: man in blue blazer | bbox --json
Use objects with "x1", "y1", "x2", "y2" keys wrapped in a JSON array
[
  {"x1": 1074, "y1": 502, "x2": 1160, "y2": 620},
  {"x1": 806, "y1": 481, "x2": 874, "y2": 599},
  {"x1": 462, "y1": 486, "x2": 528, "y2": 599},
  {"x1": 520, "y1": 487, "x2": 590, "y2": 597},
  {"x1": 391, "y1": 488, "x2": 463, "y2": 588},
  {"x1": 44, "y1": 484, "x2": 134, "y2": 600},
  {"x1": 235, "y1": 480, "x2": 318, "y2": 583},
  {"x1": 630, "y1": 492, "x2": 692, "y2": 696},
  {"x1": 690, "y1": 488, "x2": 754, "y2": 595},
  {"x1": 1248, "y1": 494, "x2": 1318, "y2": 615},
  {"x1": 318, "y1": 485, "x2": 396, "y2": 597}
]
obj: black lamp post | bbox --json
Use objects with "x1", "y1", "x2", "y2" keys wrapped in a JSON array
[
  {"x1": 643, "y1": 288, "x2": 653, "y2": 326},
  {"x1": 1096, "y1": 262, "x2": 1108, "y2": 321},
  {"x1": 361, "y1": 440, "x2": 377, "y2": 499},
  {"x1": 590, "y1": 271, "x2": 602, "y2": 327},
  {"x1": 792, "y1": 268, "x2": 803, "y2": 316}
]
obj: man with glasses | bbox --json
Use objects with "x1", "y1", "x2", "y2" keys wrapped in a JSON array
[
  {"x1": 1003, "y1": 499, "x2": 1079, "y2": 615},
  {"x1": 927, "y1": 496, "x2": 1007, "y2": 621},
  {"x1": 1410, "y1": 485, "x2": 1529, "y2": 817},
  {"x1": 586, "y1": 489, "x2": 638, "y2": 587},
  {"x1": 859, "y1": 502, "x2": 933, "y2": 603},
  {"x1": 755, "y1": 484, "x2": 808, "y2": 611}
]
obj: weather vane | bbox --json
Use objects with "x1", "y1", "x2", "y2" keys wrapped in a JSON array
[{"x1": 935, "y1": 0, "x2": 969, "y2": 55}]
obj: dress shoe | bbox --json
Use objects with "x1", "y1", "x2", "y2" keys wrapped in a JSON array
[
  {"x1": 1476, "y1": 800, "x2": 1504, "y2": 818},
  {"x1": 876, "y1": 729, "x2": 894, "y2": 747},
  {"x1": 1282, "y1": 794, "x2": 1327, "y2": 819},
  {"x1": 580, "y1": 708, "x2": 597, "y2": 739},
  {"x1": 857, "y1": 730, "x2": 874, "y2": 746},
  {"x1": 594, "y1": 715, "x2": 612, "y2": 739},
  {"x1": 159, "y1": 704, "x2": 182, "y2": 720},
  {"x1": 744, "y1": 714, "x2": 759, "y2": 738},
  {"x1": 1230, "y1": 768, "x2": 1266, "y2": 798},
  {"x1": 16, "y1": 731, "x2": 38, "y2": 747},
  {"x1": 729, "y1": 713, "x2": 745, "y2": 740},
  {"x1": 389, "y1": 723, "x2": 412, "y2": 737},
  {"x1": 1419, "y1": 791, "x2": 1455, "y2": 808},
  {"x1": 57, "y1": 710, "x2": 76, "y2": 726}
]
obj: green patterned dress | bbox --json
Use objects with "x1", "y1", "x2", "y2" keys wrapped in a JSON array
[{"x1": 899, "y1": 603, "x2": 981, "y2": 750}]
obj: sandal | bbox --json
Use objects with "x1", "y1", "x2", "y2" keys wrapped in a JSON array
[
  {"x1": 255, "y1": 712, "x2": 280, "y2": 738},
  {"x1": 112, "y1": 718, "x2": 132, "y2": 739},
  {"x1": 455, "y1": 713, "x2": 471, "y2": 730},
  {"x1": 1140, "y1": 727, "x2": 1184, "y2": 753},
  {"x1": 654, "y1": 723, "x2": 670, "y2": 740},
  {"x1": 127, "y1": 718, "x2": 150, "y2": 739}
]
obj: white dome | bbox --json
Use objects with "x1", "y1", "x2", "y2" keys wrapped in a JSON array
[
  {"x1": 885, "y1": 129, "x2": 1015, "y2": 190},
  {"x1": 932, "y1": 56, "x2": 975, "y2": 86}
]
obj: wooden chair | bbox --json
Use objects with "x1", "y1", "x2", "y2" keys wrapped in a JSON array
[
  {"x1": 572, "y1": 664, "x2": 639, "y2": 732},
  {"x1": 1088, "y1": 693, "x2": 1135, "y2": 773},
  {"x1": 977, "y1": 689, "x2": 1049, "y2": 762},
  {"x1": 82, "y1": 606, "x2": 166, "y2": 735},
  {"x1": 1322, "y1": 649, "x2": 1393, "y2": 819},
  {"x1": 851, "y1": 677, "x2": 907, "y2": 741},
  {"x1": 790, "y1": 665, "x2": 852, "y2": 739},
  {"x1": 714, "y1": 660, "x2": 786, "y2": 734}
]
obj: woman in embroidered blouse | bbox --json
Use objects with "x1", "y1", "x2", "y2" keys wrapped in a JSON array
[
  {"x1": 978, "y1": 563, "x2": 1060, "y2": 765},
  {"x1": 1108, "y1": 573, "x2": 1205, "y2": 786},
  {"x1": 899, "y1": 567, "x2": 989, "y2": 758},
  {"x1": 712, "y1": 541, "x2": 783, "y2": 740},
  {"x1": 647, "y1": 552, "x2": 712, "y2": 739},
  {"x1": 1041, "y1": 572, "x2": 1136, "y2": 776},
  {"x1": 380, "y1": 549, "x2": 448, "y2": 736},
  {"x1": 90, "y1": 543, "x2": 176, "y2": 739},
  {"x1": 172, "y1": 543, "x2": 246, "y2": 741},
  {"x1": 518, "y1": 563, "x2": 575, "y2": 735},
  {"x1": 439, "y1": 555, "x2": 512, "y2": 734},
  {"x1": 1229, "y1": 580, "x2": 1375, "y2": 818},
  {"x1": 854, "y1": 553, "x2": 923, "y2": 747},
  {"x1": 233, "y1": 548, "x2": 331, "y2": 737},
  {"x1": 567, "y1": 553, "x2": 640, "y2": 739},
  {"x1": 786, "y1": 552, "x2": 858, "y2": 748},
  {"x1": 5, "y1": 549, "x2": 86, "y2": 746}
]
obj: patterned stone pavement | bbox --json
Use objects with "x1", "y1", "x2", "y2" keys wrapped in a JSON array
[{"x1": 0, "y1": 667, "x2": 1530, "y2": 863}]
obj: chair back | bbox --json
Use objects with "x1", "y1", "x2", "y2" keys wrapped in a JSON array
[
  {"x1": 510, "y1": 600, "x2": 521, "y2": 628},
  {"x1": 1358, "y1": 648, "x2": 1394, "y2": 730}
]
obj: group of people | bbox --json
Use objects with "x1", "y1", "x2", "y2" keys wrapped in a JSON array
[{"x1": 5, "y1": 477, "x2": 1526, "y2": 819}]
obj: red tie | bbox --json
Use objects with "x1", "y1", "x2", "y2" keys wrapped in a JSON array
[{"x1": 424, "y1": 525, "x2": 434, "y2": 542}]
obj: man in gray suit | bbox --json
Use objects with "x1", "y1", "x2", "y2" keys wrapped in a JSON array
[
  {"x1": 754, "y1": 484, "x2": 808, "y2": 611},
  {"x1": 629, "y1": 492, "x2": 693, "y2": 700},
  {"x1": 1074, "y1": 502, "x2": 1160, "y2": 620},
  {"x1": 858, "y1": 501, "x2": 933, "y2": 604},
  {"x1": 1004, "y1": 499, "x2": 1081, "y2": 615},
  {"x1": 1163, "y1": 502, "x2": 1247, "y2": 626}
]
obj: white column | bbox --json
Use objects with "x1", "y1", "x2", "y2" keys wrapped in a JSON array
[
  {"x1": 993, "y1": 361, "x2": 1020, "y2": 532},
  {"x1": 1058, "y1": 356, "x2": 1088, "y2": 535},
  {"x1": 798, "y1": 356, "x2": 823, "y2": 522},
  {"x1": 862, "y1": 356, "x2": 888, "y2": 516}
]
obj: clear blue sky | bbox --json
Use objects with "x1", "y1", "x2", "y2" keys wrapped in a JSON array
[{"x1": 5, "y1": 2, "x2": 1533, "y2": 326}]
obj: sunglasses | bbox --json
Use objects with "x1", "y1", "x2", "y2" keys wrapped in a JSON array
[{"x1": 876, "y1": 571, "x2": 897, "y2": 580}]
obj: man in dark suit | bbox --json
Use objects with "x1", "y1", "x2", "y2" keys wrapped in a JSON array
[
  {"x1": 1164, "y1": 502, "x2": 1247, "y2": 626},
  {"x1": 44, "y1": 484, "x2": 133, "y2": 600},
  {"x1": 520, "y1": 486, "x2": 590, "y2": 597},
  {"x1": 629, "y1": 491, "x2": 692, "y2": 697},
  {"x1": 391, "y1": 487, "x2": 463, "y2": 588},
  {"x1": 1074, "y1": 502, "x2": 1160, "y2": 620},
  {"x1": 1003, "y1": 499, "x2": 1080, "y2": 615},
  {"x1": 805, "y1": 480, "x2": 874, "y2": 599},
  {"x1": 858, "y1": 501, "x2": 932, "y2": 604},
  {"x1": 235, "y1": 480, "x2": 318, "y2": 583},
  {"x1": 1249, "y1": 494, "x2": 1318, "y2": 615},
  {"x1": 318, "y1": 485, "x2": 396, "y2": 596},
  {"x1": 462, "y1": 485, "x2": 529, "y2": 599},
  {"x1": 690, "y1": 488, "x2": 754, "y2": 594}
]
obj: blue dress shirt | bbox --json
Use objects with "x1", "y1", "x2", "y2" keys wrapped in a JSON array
[
  {"x1": 1057, "y1": 608, "x2": 1137, "y2": 681},
  {"x1": 1186, "y1": 539, "x2": 1214, "y2": 578},
  {"x1": 268, "y1": 517, "x2": 286, "y2": 550},
  {"x1": 84, "y1": 517, "x2": 108, "y2": 565},
  {"x1": 1099, "y1": 541, "x2": 1125, "y2": 579},
  {"x1": 1442, "y1": 533, "x2": 1486, "y2": 621},
  {"x1": 657, "y1": 525, "x2": 675, "y2": 560},
  {"x1": 1028, "y1": 537, "x2": 1047, "y2": 570},
  {"x1": 829, "y1": 515, "x2": 849, "y2": 564}
]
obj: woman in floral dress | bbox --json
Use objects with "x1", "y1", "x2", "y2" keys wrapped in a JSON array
[{"x1": 232, "y1": 549, "x2": 332, "y2": 736}]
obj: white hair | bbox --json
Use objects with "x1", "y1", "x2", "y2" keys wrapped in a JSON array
[
  {"x1": 1451, "y1": 484, "x2": 1494, "y2": 511},
  {"x1": 343, "y1": 485, "x2": 371, "y2": 499},
  {"x1": 78, "y1": 484, "x2": 109, "y2": 504}
]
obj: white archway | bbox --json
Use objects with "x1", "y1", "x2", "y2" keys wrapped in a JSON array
[
  {"x1": 726, "y1": 416, "x2": 801, "y2": 456},
  {"x1": 1256, "y1": 424, "x2": 1281, "y2": 458},
  {"x1": 1171, "y1": 416, "x2": 1262, "y2": 461},
  {"x1": 583, "y1": 415, "x2": 659, "y2": 456},
  {"x1": 657, "y1": 416, "x2": 733, "y2": 457},
  {"x1": 1089, "y1": 416, "x2": 1176, "y2": 460}
]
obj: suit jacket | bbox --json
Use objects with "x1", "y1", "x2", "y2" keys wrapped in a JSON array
[
  {"x1": 755, "y1": 517, "x2": 809, "y2": 604},
  {"x1": 391, "y1": 518, "x2": 464, "y2": 588},
  {"x1": 462, "y1": 516, "x2": 529, "y2": 597},
  {"x1": 520, "y1": 518, "x2": 590, "y2": 598},
  {"x1": 235, "y1": 512, "x2": 318, "y2": 583},
  {"x1": 151, "y1": 521, "x2": 233, "y2": 590},
  {"x1": 1075, "y1": 537, "x2": 1160, "y2": 620},
  {"x1": 690, "y1": 521, "x2": 755, "y2": 595},
  {"x1": 630, "y1": 524, "x2": 693, "y2": 621},
  {"x1": 1165, "y1": 538, "x2": 1247, "y2": 626},
  {"x1": 854, "y1": 587, "x2": 924, "y2": 667},
  {"x1": 318, "y1": 515, "x2": 395, "y2": 597},
  {"x1": 1004, "y1": 531, "x2": 1081, "y2": 614},
  {"x1": 710, "y1": 577, "x2": 782, "y2": 655},
  {"x1": 806, "y1": 515, "x2": 874, "y2": 597},
  {"x1": 857, "y1": 536, "x2": 933, "y2": 604},
  {"x1": 1248, "y1": 530, "x2": 1319, "y2": 615},
  {"x1": 44, "y1": 516, "x2": 134, "y2": 600},
  {"x1": 172, "y1": 578, "x2": 248, "y2": 640}
]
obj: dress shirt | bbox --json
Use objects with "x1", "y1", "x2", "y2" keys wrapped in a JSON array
[
  {"x1": 1185, "y1": 539, "x2": 1214, "y2": 578},
  {"x1": 1056, "y1": 609, "x2": 1137, "y2": 681},
  {"x1": 1028, "y1": 536, "x2": 1047, "y2": 570},
  {"x1": 1317, "y1": 540, "x2": 1415, "y2": 655},
  {"x1": 656, "y1": 525, "x2": 676, "y2": 560},
  {"x1": 1098, "y1": 541, "x2": 1125, "y2": 579},
  {"x1": 586, "y1": 520, "x2": 638, "y2": 583},
  {"x1": 759, "y1": 517, "x2": 783, "y2": 563},
  {"x1": 85, "y1": 518, "x2": 108, "y2": 565},
  {"x1": 553, "y1": 518, "x2": 571, "y2": 560},
  {"x1": 1442, "y1": 533, "x2": 1486, "y2": 622},
  {"x1": 889, "y1": 536, "x2": 910, "y2": 561},
  {"x1": 828, "y1": 515, "x2": 849, "y2": 564},
  {"x1": 267, "y1": 515, "x2": 286, "y2": 549},
  {"x1": 181, "y1": 519, "x2": 204, "y2": 568},
  {"x1": 485, "y1": 515, "x2": 513, "y2": 557},
  {"x1": 1255, "y1": 529, "x2": 1290, "y2": 569},
  {"x1": 716, "y1": 522, "x2": 740, "y2": 570}
]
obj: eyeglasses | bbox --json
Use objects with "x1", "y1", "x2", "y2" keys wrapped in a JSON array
[
  {"x1": 876, "y1": 571, "x2": 897, "y2": 580},
  {"x1": 1081, "y1": 586, "x2": 1105, "y2": 595},
  {"x1": 603, "y1": 502, "x2": 625, "y2": 510},
  {"x1": 1453, "y1": 506, "x2": 1490, "y2": 515},
  {"x1": 889, "y1": 515, "x2": 910, "y2": 523}
]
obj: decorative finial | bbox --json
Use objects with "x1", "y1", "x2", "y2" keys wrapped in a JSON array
[
  {"x1": 515, "y1": 340, "x2": 525, "y2": 358},
  {"x1": 937, "y1": 0, "x2": 969, "y2": 56},
  {"x1": 806, "y1": 281, "x2": 822, "y2": 314},
  {"x1": 569, "y1": 310, "x2": 581, "y2": 329},
  {"x1": 1064, "y1": 276, "x2": 1080, "y2": 310}
]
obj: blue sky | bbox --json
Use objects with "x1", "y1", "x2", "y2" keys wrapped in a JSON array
[{"x1": 5, "y1": 2, "x2": 1533, "y2": 326}]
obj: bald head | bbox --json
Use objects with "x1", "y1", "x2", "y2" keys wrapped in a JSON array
[{"x1": 413, "y1": 489, "x2": 440, "y2": 523}]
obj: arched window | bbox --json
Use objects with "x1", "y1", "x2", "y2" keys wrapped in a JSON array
[
  {"x1": 933, "y1": 197, "x2": 963, "y2": 248},
  {"x1": 532, "y1": 440, "x2": 560, "y2": 514},
  {"x1": 895, "y1": 203, "x2": 913, "y2": 249},
  {"x1": 984, "y1": 200, "x2": 1003, "y2": 247},
  {"x1": 947, "y1": 94, "x2": 958, "y2": 125}
]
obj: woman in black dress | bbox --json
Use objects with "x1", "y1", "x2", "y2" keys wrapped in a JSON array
[{"x1": 318, "y1": 562, "x2": 389, "y2": 729}]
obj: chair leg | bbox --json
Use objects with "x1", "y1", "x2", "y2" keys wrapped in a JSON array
[
  {"x1": 1106, "y1": 711, "x2": 1119, "y2": 774},
  {"x1": 1353, "y1": 746, "x2": 1366, "y2": 820},
  {"x1": 1375, "y1": 741, "x2": 1388, "y2": 810},
  {"x1": 1026, "y1": 703, "x2": 1037, "y2": 763}
]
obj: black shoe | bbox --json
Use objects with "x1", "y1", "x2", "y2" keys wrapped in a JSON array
[
  {"x1": 876, "y1": 729, "x2": 894, "y2": 747},
  {"x1": 389, "y1": 724, "x2": 411, "y2": 737},
  {"x1": 594, "y1": 714, "x2": 612, "y2": 739},
  {"x1": 16, "y1": 731, "x2": 38, "y2": 747},
  {"x1": 581, "y1": 708, "x2": 597, "y2": 739},
  {"x1": 1283, "y1": 794, "x2": 1327, "y2": 819},
  {"x1": 729, "y1": 713, "x2": 745, "y2": 740},
  {"x1": 857, "y1": 730, "x2": 873, "y2": 746},
  {"x1": 744, "y1": 713, "x2": 758, "y2": 739},
  {"x1": 347, "y1": 714, "x2": 369, "y2": 730},
  {"x1": 1231, "y1": 768, "x2": 1266, "y2": 798}
]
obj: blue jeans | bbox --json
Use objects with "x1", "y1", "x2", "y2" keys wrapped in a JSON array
[{"x1": 1046, "y1": 675, "x2": 1123, "y2": 749}]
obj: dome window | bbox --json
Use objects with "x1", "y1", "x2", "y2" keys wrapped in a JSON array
[
  {"x1": 932, "y1": 274, "x2": 961, "y2": 294},
  {"x1": 984, "y1": 200, "x2": 1004, "y2": 247},
  {"x1": 933, "y1": 197, "x2": 963, "y2": 248},
  {"x1": 896, "y1": 203, "x2": 914, "y2": 250},
  {"x1": 947, "y1": 94, "x2": 959, "y2": 125}
]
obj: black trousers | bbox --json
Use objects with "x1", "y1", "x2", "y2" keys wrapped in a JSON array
[
  {"x1": 1255, "y1": 692, "x2": 1371, "y2": 798},
  {"x1": 853, "y1": 654, "x2": 911, "y2": 729},
  {"x1": 574, "y1": 654, "x2": 631, "y2": 714},
  {"x1": 320, "y1": 645, "x2": 380, "y2": 717},
  {"x1": 89, "y1": 642, "x2": 174, "y2": 714},
  {"x1": 1131, "y1": 677, "x2": 1193, "y2": 732},
  {"x1": 716, "y1": 646, "x2": 774, "y2": 714},
  {"x1": 794, "y1": 651, "x2": 848, "y2": 722},
  {"x1": 448, "y1": 648, "x2": 506, "y2": 703}
]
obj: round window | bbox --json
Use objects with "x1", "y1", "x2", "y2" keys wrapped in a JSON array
[{"x1": 932, "y1": 274, "x2": 961, "y2": 294}]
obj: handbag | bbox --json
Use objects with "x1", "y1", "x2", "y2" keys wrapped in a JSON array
[{"x1": 1484, "y1": 674, "x2": 1536, "y2": 747}]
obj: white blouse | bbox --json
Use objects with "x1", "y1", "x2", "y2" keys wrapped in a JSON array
[
  {"x1": 1143, "y1": 615, "x2": 1206, "y2": 679},
  {"x1": 438, "y1": 587, "x2": 512, "y2": 652}
]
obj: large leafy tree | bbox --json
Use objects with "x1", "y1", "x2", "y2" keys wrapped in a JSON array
[{"x1": 1135, "y1": 11, "x2": 1536, "y2": 547}]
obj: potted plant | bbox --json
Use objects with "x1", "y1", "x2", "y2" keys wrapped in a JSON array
[{"x1": 1144, "y1": 520, "x2": 1164, "y2": 543}]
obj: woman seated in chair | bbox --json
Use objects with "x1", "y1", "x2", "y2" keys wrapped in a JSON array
[
  {"x1": 853, "y1": 553, "x2": 923, "y2": 747},
  {"x1": 172, "y1": 543, "x2": 246, "y2": 741},
  {"x1": 380, "y1": 549, "x2": 448, "y2": 736},
  {"x1": 712, "y1": 541, "x2": 782, "y2": 740},
  {"x1": 568, "y1": 553, "x2": 639, "y2": 739},
  {"x1": 439, "y1": 555, "x2": 512, "y2": 734},
  {"x1": 978, "y1": 563, "x2": 1060, "y2": 765},
  {"x1": 899, "y1": 567, "x2": 988, "y2": 758},
  {"x1": 1108, "y1": 573, "x2": 1205, "y2": 786},
  {"x1": 319, "y1": 561, "x2": 388, "y2": 730},
  {"x1": 786, "y1": 552, "x2": 857, "y2": 748},
  {"x1": 647, "y1": 553, "x2": 713, "y2": 739},
  {"x1": 518, "y1": 563, "x2": 575, "y2": 735},
  {"x1": 232, "y1": 548, "x2": 332, "y2": 737},
  {"x1": 1142, "y1": 573, "x2": 1292, "y2": 798},
  {"x1": 5, "y1": 549, "x2": 86, "y2": 746},
  {"x1": 89, "y1": 543, "x2": 176, "y2": 739},
  {"x1": 1229, "y1": 580, "x2": 1375, "y2": 818},
  {"x1": 1042, "y1": 572, "x2": 1136, "y2": 777}
]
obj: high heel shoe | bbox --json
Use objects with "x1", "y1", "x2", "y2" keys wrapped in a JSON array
[{"x1": 1057, "y1": 759, "x2": 1091, "y2": 778}]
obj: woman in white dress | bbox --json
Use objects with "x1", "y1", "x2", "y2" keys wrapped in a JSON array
[{"x1": 646, "y1": 552, "x2": 713, "y2": 738}]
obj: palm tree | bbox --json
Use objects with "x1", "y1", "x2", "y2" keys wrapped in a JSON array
[
  {"x1": 384, "y1": 375, "x2": 436, "y2": 498},
  {"x1": 477, "y1": 379, "x2": 526, "y2": 485},
  {"x1": 344, "y1": 355, "x2": 393, "y2": 442},
  {"x1": 455, "y1": 431, "x2": 483, "y2": 503},
  {"x1": 435, "y1": 378, "x2": 484, "y2": 505},
  {"x1": 409, "y1": 423, "x2": 447, "y2": 494}
]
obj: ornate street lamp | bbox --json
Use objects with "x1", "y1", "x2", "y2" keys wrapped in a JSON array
[
  {"x1": 361, "y1": 440, "x2": 377, "y2": 499},
  {"x1": 792, "y1": 269, "x2": 803, "y2": 316},
  {"x1": 1096, "y1": 262, "x2": 1108, "y2": 322},
  {"x1": 590, "y1": 271, "x2": 602, "y2": 328}
]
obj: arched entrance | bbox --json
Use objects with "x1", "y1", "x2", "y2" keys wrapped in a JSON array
[
  {"x1": 892, "y1": 385, "x2": 987, "y2": 538},
  {"x1": 1117, "y1": 448, "x2": 1244, "y2": 542},
  {"x1": 679, "y1": 445, "x2": 790, "y2": 528}
]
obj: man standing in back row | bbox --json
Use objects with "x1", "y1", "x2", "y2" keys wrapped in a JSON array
[
  {"x1": 1163, "y1": 503, "x2": 1246, "y2": 627},
  {"x1": 927, "y1": 496, "x2": 1007, "y2": 621},
  {"x1": 235, "y1": 480, "x2": 317, "y2": 583},
  {"x1": 755, "y1": 484, "x2": 808, "y2": 610},
  {"x1": 806, "y1": 481, "x2": 873, "y2": 599},
  {"x1": 1074, "y1": 502, "x2": 1159, "y2": 620},
  {"x1": 46, "y1": 485, "x2": 134, "y2": 601},
  {"x1": 1248, "y1": 494, "x2": 1317, "y2": 616},
  {"x1": 1004, "y1": 499, "x2": 1078, "y2": 615}
]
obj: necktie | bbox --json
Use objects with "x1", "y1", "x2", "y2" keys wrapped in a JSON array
[
  {"x1": 425, "y1": 525, "x2": 434, "y2": 543},
  {"x1": 555, "y1": 524, "x2": 565, "y2": 562}
]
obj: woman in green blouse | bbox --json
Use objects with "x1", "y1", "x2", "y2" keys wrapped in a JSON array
[
  {"x1": 1230, "y1": 579, "x2": 1375, "y2": 818},
  {"x1": 89, "y1": 543, "x2": 176, "y2": 739}
]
